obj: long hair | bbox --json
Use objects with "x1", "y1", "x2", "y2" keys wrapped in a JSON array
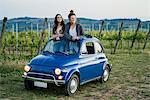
[{"x1": 53, "y1": 14, "x2": 65, "y2": 33}]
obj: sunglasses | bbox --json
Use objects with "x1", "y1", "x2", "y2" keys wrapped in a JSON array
[{"x1": 57, "y1": 17, "x2": 62, "y2": 18}]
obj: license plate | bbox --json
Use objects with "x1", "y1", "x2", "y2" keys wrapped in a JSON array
[{"x1": 34, "y1": 81, "x2": 47, "y2": 88}]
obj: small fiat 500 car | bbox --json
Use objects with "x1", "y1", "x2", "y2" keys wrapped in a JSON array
[{"x1": 22, "y1": 36, "x2": 112, "y2": 96}]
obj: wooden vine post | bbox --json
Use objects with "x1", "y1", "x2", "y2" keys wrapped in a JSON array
[
  {"x1": 143, "y1": 23, "x2": 150, "y2": 50},
  {"x1": 130, "y1": 20, "x2": 141, "y2": 49},
  {"x1": 37, "y1": 18, "x2": 48, "y2": 54},
  {"x1": 0, "y1": 17, "x2": 7, "y2": 48},
  {"x1": 113, "y1": 22, "x2": 124, "y2": 54},
  {"x1": 99, "y1": 20, "x2": 104, "y2": 39}
]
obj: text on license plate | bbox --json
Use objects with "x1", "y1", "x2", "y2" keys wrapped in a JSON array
[{"x1": 34, "y1": 81, "x2": 47, "y2": 88}]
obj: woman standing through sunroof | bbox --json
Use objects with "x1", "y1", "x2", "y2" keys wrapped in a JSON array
[
  {"x1": 51, "y1": 14, "x2": 65, "y2": 52},
  {"x1": 65, "y1": 10, "x2": 84, "y2": 53}
]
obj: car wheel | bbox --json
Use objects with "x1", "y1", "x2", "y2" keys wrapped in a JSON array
[
  {"x1": 24, "y1": 79, "x2": 34, "y2": 90},
  {"x1": 64, "y1": 74, "x2": 79, "y2": 96},
  {"x1": 100, "y1": 67, "x2": 110, "y2": 83}
]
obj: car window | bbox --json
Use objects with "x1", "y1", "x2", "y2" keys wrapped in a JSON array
[
  {"x1": 85, "y1": 42, "x2": 95, "y2": 54},
  {"x1": 80, "y1": 43, "x2": 87, "y2": 54},
  {"x1": 43, "y1": 39, "x2": 80, "y2": 55},
  {"x1": 94, "y1": 42, "x2": 102, "y2": 54}
]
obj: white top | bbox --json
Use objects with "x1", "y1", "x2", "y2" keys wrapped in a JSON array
[{"x1": 69, "y1": 25, "x2": 77, "y2": 37}]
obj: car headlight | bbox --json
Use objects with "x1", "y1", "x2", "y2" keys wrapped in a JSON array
[
  {"x1": 24, "y1": 65, "x2": 31, "y2": 72},
  {"x1": 55, "y1": 68, "x2": 61, "y2": 75}
]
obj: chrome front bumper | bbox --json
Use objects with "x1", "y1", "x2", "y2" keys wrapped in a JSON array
[{"x1": 22, "y1": 72, "x2": 65, "y2": 86}]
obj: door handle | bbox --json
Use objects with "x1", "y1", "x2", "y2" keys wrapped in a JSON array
[{"x1": 96, "y1": 57, "x2": 105, "y2": 60}]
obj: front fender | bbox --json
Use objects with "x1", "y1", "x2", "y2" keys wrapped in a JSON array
[{"x1": 65, "y1": 68, "x2": 80, "y2": 83}]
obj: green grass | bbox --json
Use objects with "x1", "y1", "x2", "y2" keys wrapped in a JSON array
[{"x1": 0, "y1": 50, "x2": 150, "y2": 100}]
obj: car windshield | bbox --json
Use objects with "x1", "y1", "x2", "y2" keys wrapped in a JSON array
[{"x1": 43, "y1": 39, "x2": 80, "y2": 55}]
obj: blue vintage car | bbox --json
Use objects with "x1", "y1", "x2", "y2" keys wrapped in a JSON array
[{"x1": 22, "y1": 36, "x2": 112, "y2": 96}]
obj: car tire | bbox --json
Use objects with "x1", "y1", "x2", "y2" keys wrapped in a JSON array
[
  {"x1": 24, "y1": 79, "x2": 34, "y2": 90},
  {"x1": 64, "y1": 74, "x2": 79, "y2": 96},
  {"x1": 100, "y1": 66, "x2": 110, "y2": 83}
]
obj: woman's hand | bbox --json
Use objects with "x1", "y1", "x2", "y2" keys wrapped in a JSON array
[
  {"x1": 76, "y1": 36, "x2": 80, "y2": 40},
  {"x1": 58, "y1": 34, "x2": 64, "y2": 37},
  {"x1": 52, "y1": 35, "x2": 58, "y2": 39},
  {"x1": 56, "y1": 37, "x2": 60, "y2": 40},
  {"x1": 52, "y1": 35, "x2": 61, "y2": 40},
  {"x1": 72, "y1": 36, "x2": 80, "y2": 41}
]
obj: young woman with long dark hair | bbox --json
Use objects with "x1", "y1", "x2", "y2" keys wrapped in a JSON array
[
  {"x1": 52, "y1": 14, "x2": 65, "y2": 40},
  {"x1": 52, "y1": 14, "x2": 65, "y2": 52}
]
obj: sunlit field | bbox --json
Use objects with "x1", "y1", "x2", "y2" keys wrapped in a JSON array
[
  {"x1": 0, "y1": 48, "x2": 150, "y2": 100},
  {"x1": 0, "y1": 30, "x2": 150, "y2": 99}
]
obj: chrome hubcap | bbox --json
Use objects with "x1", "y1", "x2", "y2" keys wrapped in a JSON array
[
  {"x1": 103, "y1": 69, "x2": 109, "y2": 81},
  {"x1": 70, "y1": 78, "x2": 78, "y2": 93}
]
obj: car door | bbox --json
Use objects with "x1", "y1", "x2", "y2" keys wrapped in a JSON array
[
  {"x1": 78, "y1": 41, "x2": 102, "y2": 82},
  {"x1": 94, "y1": 41, "x2": 107, "y2": 76}
]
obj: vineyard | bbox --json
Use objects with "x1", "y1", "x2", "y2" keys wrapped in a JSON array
[
  {"x1": 0, "y1": 18, "x2": 150, "y2": 59},
  {"x1": 0, "y1": 30, "x2": 150, "y2": 59}
]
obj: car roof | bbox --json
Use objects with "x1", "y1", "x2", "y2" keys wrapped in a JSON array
[{"x1": 80, "y1": 35, "x2": 100, "y2": 43}]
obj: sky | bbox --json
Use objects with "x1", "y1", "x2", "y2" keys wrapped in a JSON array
[{"x1": 0, "y1": 0, "x2": 149, "y2": 20}]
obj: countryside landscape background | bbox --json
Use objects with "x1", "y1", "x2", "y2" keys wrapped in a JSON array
[
  {"x1": 0, "y1": 16, "x2": 149, "y2": 99},
  {"x1": 0, "y1": 0, "x2": 149, "y2": 99},
  {"x1": 0, "y1": 17, "x2": 149, "y2": 32}
]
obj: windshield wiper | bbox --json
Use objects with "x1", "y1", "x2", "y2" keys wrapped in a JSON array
[
  {"x1": 43, "y1": 51, "x2": 55, "y2": 54},
  {"x1": 55, "y1": 51, "x2": 69, "y2": 55}
]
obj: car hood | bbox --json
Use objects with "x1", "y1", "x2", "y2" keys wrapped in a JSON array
[{"x1": 29, "y1": 54, "x2": 79, "y2": 68}]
